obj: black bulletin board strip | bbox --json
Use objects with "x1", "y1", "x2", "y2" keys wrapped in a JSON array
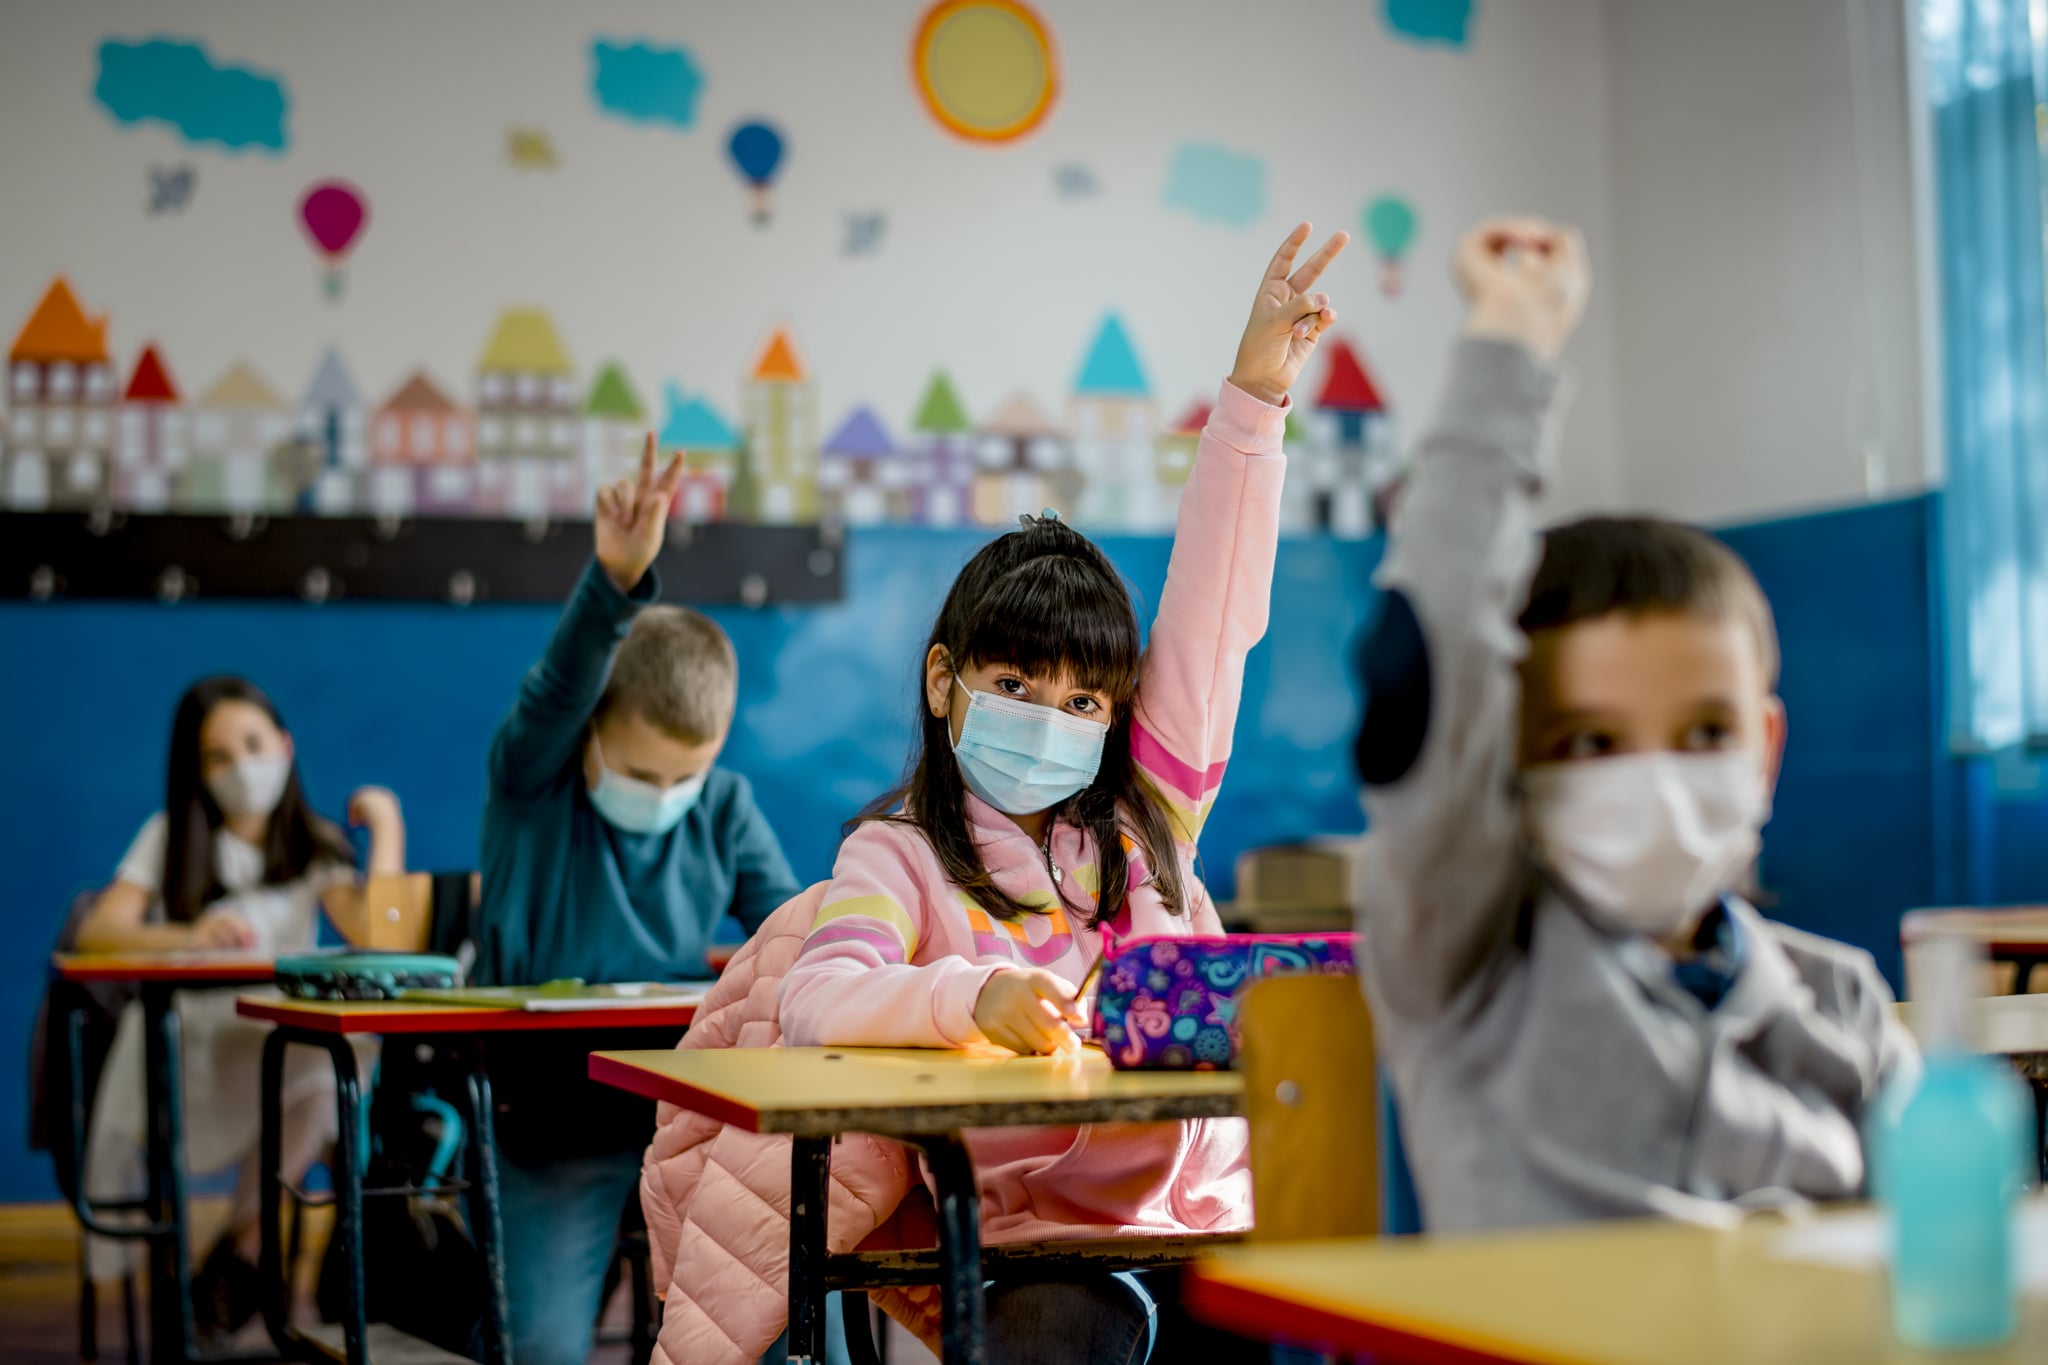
[{"x1": 0, "y1": 512, "x2": 844, "y2": 606}]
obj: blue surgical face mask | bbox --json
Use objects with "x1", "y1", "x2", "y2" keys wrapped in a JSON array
[
  {"x1": 950, "y1": 680, "x2": 1109, "y2": 816},
  {"x1": 588, "y1": 735, "x2": 707, "y2": 835}
]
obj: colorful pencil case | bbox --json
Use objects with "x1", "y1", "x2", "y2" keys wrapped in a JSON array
[
  {"x1": 1094, "y1": 933, "x2": 1357, "y2": 1071},
  {"x1": 275, "y1": 951, "x2": 462, "y2": 1001}
]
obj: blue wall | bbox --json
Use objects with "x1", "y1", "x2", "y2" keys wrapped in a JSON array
[
  {"x1": 0, "y1": 529, "x2": 1379, "y2": 1202},
  {"x1": 14, "y1": 496, "x2": 2047, "y2": 1204}
]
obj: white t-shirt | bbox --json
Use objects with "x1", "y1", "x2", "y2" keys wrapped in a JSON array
[{"x1": 113, "y1": 811, "x2": 352, "y2": 953}]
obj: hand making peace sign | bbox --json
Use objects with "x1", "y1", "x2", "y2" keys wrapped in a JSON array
[
  {"x1": 595, "y1": 434, "x2": 687, "y2": 594},
  {"x1": 1229, "y1": 221, "x2": 1351, "y2": 406}
]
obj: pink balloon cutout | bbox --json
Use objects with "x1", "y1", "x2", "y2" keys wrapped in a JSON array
[{"x1": 298, "y1": 180, "x2": 368, "y2": 260}]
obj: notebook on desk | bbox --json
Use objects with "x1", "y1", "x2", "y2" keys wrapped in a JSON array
[{"x1": 404, "y1": 981, "x2": 712, "y2": 1012}]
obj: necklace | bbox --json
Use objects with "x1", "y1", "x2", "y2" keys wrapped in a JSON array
[{"x1": 1040, "y1": 823, "x2": 1064, "y2": 885}]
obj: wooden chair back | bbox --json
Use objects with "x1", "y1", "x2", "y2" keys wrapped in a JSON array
[{"x1": 1237, "y1": 971, "x2": 1379, "y2": 1241}]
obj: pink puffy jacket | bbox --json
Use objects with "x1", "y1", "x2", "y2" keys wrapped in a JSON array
[{"x1": 640, "y1": 886, "x2": 944, "y2": 1365}]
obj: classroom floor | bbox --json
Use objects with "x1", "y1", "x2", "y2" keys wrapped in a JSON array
[{"x1": 0, "y1": 1201, "x2": 933, "y2": 1364}]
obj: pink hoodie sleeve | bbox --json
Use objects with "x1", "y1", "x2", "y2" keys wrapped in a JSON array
[
  {"x1": 1129, "y1": 379, "x2": 1288, "y2": 845},
  {"x1": 778, "y1": 823, "x2": 1005, "y2": 1049}
]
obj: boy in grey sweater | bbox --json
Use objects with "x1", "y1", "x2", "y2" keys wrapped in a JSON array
[{"x1": 1355, "y1": 216, "x2": 1919, "y2": 1231}]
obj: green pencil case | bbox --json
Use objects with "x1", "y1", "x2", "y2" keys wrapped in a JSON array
[{"x1": 275, "y1": 950, "x2": 462, "y2": 1001}]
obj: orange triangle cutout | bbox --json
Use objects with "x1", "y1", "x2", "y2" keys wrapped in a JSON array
[
  {"x1": 751, "y1": 329, "x2": 806, "y2": 383},
  {"x1": 11, "y1": 276, "x2": 110, "y2": 364}
]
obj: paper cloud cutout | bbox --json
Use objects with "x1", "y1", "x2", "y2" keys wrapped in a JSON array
[{"x1": 94, "y1": 38, "x2": 290, "y2": 153}]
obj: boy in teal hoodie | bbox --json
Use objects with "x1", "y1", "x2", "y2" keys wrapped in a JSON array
[{"x1": 479, "y1": 440, "x2": 799, "y2": 1365}]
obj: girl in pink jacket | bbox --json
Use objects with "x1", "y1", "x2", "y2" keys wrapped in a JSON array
[{"x1": 779, "y1": 222, "x2": 1349, "y2": 1362}]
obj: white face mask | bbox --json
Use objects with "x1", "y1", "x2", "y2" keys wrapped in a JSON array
[
  {"x1": 207, "y1": 755, "x2": 292, "y2": 820},
  {"x1": 1520, "y1": 750, "x2": 1770, "y2": 939}
]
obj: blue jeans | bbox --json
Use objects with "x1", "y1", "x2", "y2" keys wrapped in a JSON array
[
  {"x1": 495, "y1": 1146, "x2": 642, "y2": 1365},
  {"x1": 984, "y1": 1272, "x2": 1271, "y2": 1365}
]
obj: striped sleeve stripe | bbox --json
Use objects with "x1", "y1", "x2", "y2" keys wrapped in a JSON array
[
  {"x1": 811, "y1": 894, "x2": 919, "y2": 958},
  {"x1": 799, "y1": 921, "x2": 908, "y2": 964},
  {"x1": 1130, "y1": 718, "x2": 1228, "y2": 806}
]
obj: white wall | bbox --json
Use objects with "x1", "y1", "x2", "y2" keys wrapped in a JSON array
[
  {"x1": 1604, "y1": 0, "x2": 1927, "y2": 525},
  {"x1": 0, "y1": 0, "x2": 1625, "y2": 517}
]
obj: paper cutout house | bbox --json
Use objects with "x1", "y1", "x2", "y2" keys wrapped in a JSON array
[
  {"x1": 583, "y1": 360, "x2": 646, "y2": 498},
  {"x1": 116, "y1": 344, "x2": 183, "y2": 513},
  {"x1": 734, "y1": 329, "x2": 818, "y2": 525},
  {"x1": 180, "y1": 364, "x2": 292, "y2": 514},
  {"x1": 658, "y1": 383, "x2": 738, "y2": 524},
  {"x1": 4, "y1": 277, "x2": 116, "y2": 511},
  {"x1": 370, "y1": 370, "x2": 475, "y2": 517},
  {"x1": 1155, "y1": 398, "x2": 1209, "y2": 497},
  {"x1": 974, "y1": 392, "x2": 1070, "y2": 527},
  {"x1": 820, "y1": 405, "x2": 907, "y2": 525},
  {"x1": 1311, "y1": 337, "x2": 1390, "y2": 538},
  {"x1": 475, "y1": 308, "x2": 581, "y2": 518},
  {"x1": 908, "y1": 370, "x2": 973, "y2": 527},
  {"x1": 1070, "y1": 315, "x2": 1161, "y2": 530},
  {"x1": 297, "y1": 348, "x2": 367, "y2": 515}
]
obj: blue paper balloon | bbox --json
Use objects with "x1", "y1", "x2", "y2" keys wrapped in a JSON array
[{"x1": 728, "y1": 121, "x2": 784, "y2": 188}]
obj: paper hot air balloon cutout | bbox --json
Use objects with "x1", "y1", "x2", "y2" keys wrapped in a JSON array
[
  {"x1": 299, "y1": 180, "x2": 368, "y2": 299},
  {"x1": 727, "y1": 121, "x2": 785, "y2": 225},
  {"x1": 1363, "y1": 194, "x2": 1418, "y2": 297}
]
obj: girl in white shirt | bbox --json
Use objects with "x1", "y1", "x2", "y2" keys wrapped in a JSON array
[{"x1": 77, "y1": 675, "x2": 404, "y2": 1338}]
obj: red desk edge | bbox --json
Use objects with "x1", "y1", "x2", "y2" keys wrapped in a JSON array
[
  {"x1": 236, "y1": 997, "x2": 697, "y2": 1035},
  {"x1": 587, "y1": 1052, "x2": 762, "y2": 1131},
  {"x1": 1183, "y1": 1270, "x2": 1539, "y2": 1365},
  {"x1": 1900, "y1": 907, "x2": 2048, "y2": 956},
  {"x1": 52, "y1": 954, "x2": 275, "y2": 984}
]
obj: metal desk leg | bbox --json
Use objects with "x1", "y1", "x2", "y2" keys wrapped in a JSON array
[
  {"x1": 787, "y1": 1136, "x2": 832, "y2": 1364},
  {"x1": 913, "y1": 1135, "x2": 985, "y2": 1365},
  {"x1": 256, "y1": 1028, "x2": 368, "y2": 1365},
  {"x1": 257, "y1": 1029, "x2": 291, "y2": 1355},
  {"x1": 463, "y1": 1055, "x2": 511, "y2": 1365},
  {"x1": 140, "y1": 982, "x2": 196, "y2": 1365},
  {"x1": 319, "y1": 1032, "x2": 369, "y2": 1365}
]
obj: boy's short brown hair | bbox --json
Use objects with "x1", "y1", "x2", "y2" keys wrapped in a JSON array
[
  {"x1": 597, "y1": 606, "x2": 738, "y2": 742},
  {"x1": 1520, "y1": 516, "x2": 1781, "y2": 688}
]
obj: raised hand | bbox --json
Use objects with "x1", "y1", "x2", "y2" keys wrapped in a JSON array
[
  {"x1": 1230, "y1": 222, "x2": 1351, "y2": 406},
  {"x1": 346, "y1": 785, "x2": 402, "y2": 837},
  {"x1": 1455, "y1": 217, "x2": 1590, "y2": 362},
  {"x1": 596, "y1": 434, "x2": 687, "y2": 594}
]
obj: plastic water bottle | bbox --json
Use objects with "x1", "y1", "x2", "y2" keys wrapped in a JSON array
[{"x1": 1874, "y1": 935, "x2": 2032, "y2": 1349}]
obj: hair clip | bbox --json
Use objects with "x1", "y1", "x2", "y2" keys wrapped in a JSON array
[{"x1": 1020, "y1": 507, "x2": 1063, "y2": 530}]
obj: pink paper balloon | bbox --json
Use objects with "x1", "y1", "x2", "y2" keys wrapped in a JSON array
[{"x1": 299, "y1": 180, "x2": 367, "y2": 260}]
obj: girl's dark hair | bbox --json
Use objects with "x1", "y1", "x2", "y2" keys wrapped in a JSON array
[
  {"x1": 851, "y1": 514, "x2": 1188, "y2": 926},
  {"x1": 161, "y1": 676, "x2": 353, "y2": 924}
]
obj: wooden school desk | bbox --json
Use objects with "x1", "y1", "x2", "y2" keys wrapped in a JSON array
[
  {"x1": 49, "y1": 952, "x2": 276, "y2": 1365},
  {"x1": 237, "y1": 996, "x2": 699, "y2": 1365},
  {"x1": 589, "y1": 1045, "x2": 1244, "y2": 1365},
  {"x1": 1902, "y1": 906, "x2": 2048, "y2": 992},
  {"x1": 1186, "y1": 1207, "x2": 2048, "y2": 1364}
]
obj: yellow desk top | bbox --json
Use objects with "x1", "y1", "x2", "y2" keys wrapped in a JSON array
[
  {"x1": 588, "y1": 1045, "x2": 1243, "y2": 1137},
  {"x1": 1187, "y1": 1210, "x2": 2048, "y2": 1365}
]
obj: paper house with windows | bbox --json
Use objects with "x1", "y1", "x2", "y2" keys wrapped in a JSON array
[
  {"x1": 732, "y1": 328, "x2": 818, "y2": 525},
  {"x1": 295, "y1": 347, "x2": 367, "y2": 515},
  {"x1": 582, "y1": 361, "x2": 647, "y2": 499},
  {"x1": 1069, "y1": 315, "x2": 1161, "y2": 530},
  {"x1": 973, "y1": 393, "x2": 1071, "y2": 527},
  {"x1": 907, "y1": 370, "x2": 973, "y2": 527},
  {"x1": 179, "y1": 364, "x2": 293, "y2": 514},
  {"x1": 4, "y1": 277, "x2": 117, "y2": 511},
  {"x1": 475, "y1": 308, "x2": 582, "y2": 518},
  {"x1": 1155, "y1": 398, "x2": 1209, "y2": 498},
  {"x1": 116, "y1": 344, "x2": 184, "y2": 513},
  {"x1": 819, "y1": 406, "x2": 907, "y2": 526},
  {"x1": 369, "y1": 370, "x2": 475, "y2": 517},
  {"x1": 1310, "y1": 337, "x2": 1390, "y2": 539},
  {"x1": 657, "y1": 383, "x2": 738, "y2": 524}
]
